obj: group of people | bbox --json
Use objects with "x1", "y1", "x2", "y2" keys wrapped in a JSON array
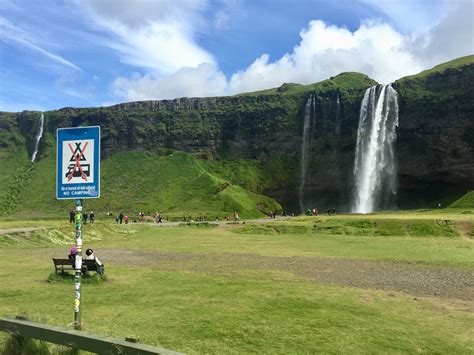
[
  {"x1": 305, "y1": 208, "x2": 319, "y2": 216},
  {"x1": 69, "y1": 210, "x2": 95, "y2": 224},
  {"x1": 115, "y1": 212, "x2": 129, "y2": 224},
  {"x1": 68, "y1": 246, "x2": 104, "y2": 275},
  {"x1": 223, "y1": 211, "x2": 240, "y2": 222}
]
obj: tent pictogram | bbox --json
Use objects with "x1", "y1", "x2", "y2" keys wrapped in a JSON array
[{"x1": 66, "y1": 142, "x2": 90, "y2": 181}]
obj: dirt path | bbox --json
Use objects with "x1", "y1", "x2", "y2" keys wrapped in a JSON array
[
  {"x1": 100, "y1": 249, "x2": 474, "y2": 301},
  {"x1": 457, "y1": 221, "x2": 473, "y2": 240}
]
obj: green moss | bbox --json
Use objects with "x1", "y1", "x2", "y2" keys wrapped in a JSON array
[
  {"x1": 398, "y1": 55, "x2": 474, "y2": 81},
  {"x1": 0, "y1": 149, "x2": 281, "y2": 218},
  {"x1": 449, "y1": 191, "x2": 474, "y2": 208}
]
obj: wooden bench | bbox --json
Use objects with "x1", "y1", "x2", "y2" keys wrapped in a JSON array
[{"x1": 52, "y1": 258, "x2": 104, "y2": 275}]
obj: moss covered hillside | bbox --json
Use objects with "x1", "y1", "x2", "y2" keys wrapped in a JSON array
[{"x1": 0, "y1": 56, "x2": 473, "y2": 216}]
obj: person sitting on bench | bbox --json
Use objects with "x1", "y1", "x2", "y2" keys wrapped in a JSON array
[
  {"x1": 68, "y1": 245, "x2": 77, "y2": 260},
  {"x1": 84, "y1": 248, "x2": 104, "y2": 275}
]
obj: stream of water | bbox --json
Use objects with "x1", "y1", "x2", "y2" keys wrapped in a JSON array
[
  {"x1": 31, "y1": 112, "x2": 44, "y2": 162},
  {"x1": 298, "y1": 94, "x2": 315, "y2": 213},
  {"x1": 353, "y1": 84, "x2": 399, "y2": 213}
]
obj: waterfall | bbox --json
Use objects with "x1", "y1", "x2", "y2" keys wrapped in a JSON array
[
  {"x1": 31, "y1": 112, "x2": 44, "y2": 162},
  {"x1": 299, "y1": 93, "x2": 316, "y2": 213},
  {"x1": 352, "y1": 84, "x2": 399, "y2": 213},
  {"x1": 335, "y1": 92, "x2": 341, "y2": 135}
]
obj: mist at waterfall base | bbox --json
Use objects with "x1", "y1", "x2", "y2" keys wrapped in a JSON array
[
  {"x1": 352, "y1": 84, "x2": 399, "y2": 214},
  {"x1": 31, "y1": 112, "x2": 44, "y2": 162}
]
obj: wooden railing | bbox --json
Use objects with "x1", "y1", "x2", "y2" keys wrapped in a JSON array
[{"x1": 0, "y1": 316, "x2": 183, "y2": 355}]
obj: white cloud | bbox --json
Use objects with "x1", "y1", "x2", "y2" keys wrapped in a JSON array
[
  {"x1": 230, "y1": 20, "x2": 421, "y2": 93},
  {"x1": 107, "y1": 0, "x2": 473, "y2": 102},
  {"x1": 81, "y1": 0, "x2": 214, "y2": 74},
  {"x1": 0, "y1": 16, "x2": 81, "y2": 71},
  {"x1": 359, "y1": 0, "x2": 445, "y2": 33},
  {"x1": 406, "y1": 0, "x2": 474, "y2": 65},
  {"x1": 111, "y1": 63, "x2": 227, "y2": 101}
]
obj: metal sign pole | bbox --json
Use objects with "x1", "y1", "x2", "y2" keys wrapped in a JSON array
[
  {"x1": 74, "y1": 199, "x2": 83, "y2": 330},
  {"x1": 57, "y1": 126, "x2": 100, "y2": 332}
]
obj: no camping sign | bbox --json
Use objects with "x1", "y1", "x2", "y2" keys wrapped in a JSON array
[{"x1": 56, "y1": 126, "x2": 100, "y2": 199}]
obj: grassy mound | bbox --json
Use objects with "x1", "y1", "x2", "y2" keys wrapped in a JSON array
[
  {"x1": 0, "y1": 148, "x2": 281, "y2": 219},
  {"x1": 235, "y1": 218, "x2": 461, "y2": 238},
  {"x1": 449, "y1": 191, "x2": 474, "y2": 208},
  {"x1": 398, "y1": 55, "x2": 474, "y2": 81}
]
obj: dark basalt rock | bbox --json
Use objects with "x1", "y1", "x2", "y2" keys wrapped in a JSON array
[{"x1": 1, "y1": 60, "x2": 473, "y2": 211}]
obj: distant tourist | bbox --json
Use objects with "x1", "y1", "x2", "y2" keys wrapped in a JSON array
[
  {"x1": 69, "y1": 210, "x2": 75, "y2": 223},
  {"x1": 233, "y1": 211, "x2": 239, "y2": 221},
  {"x1": 115, "y1": 215, "x2": 119, "y2": 224},
  {"x1": 124, "y1": 214, "x2": 129, "y2": 224},
  {"x1": 119, "y1": 212, "x2": 124, "y2": 224},
  {"x1": 332, "y1": 208, "x2": 336, "y2": 215},
  {"x1": 83, "y1": 212, "x2": 88, "y2": 224},
  {"x1": 90, "y1": 211, "x2": 95, "y2": 223}
]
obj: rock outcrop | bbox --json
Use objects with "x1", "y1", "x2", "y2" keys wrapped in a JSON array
[{"x1": 1, "y1": 57, "x2": 473, "y2": 212}]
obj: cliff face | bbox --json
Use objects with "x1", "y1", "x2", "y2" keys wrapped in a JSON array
[
  {"x1": 1, "y1": 57, "x2": 473, "y2": 213},
  {"x1": 39, "y1": 73, "x2": 375, "y2": 212},
  {"x1": 394, "y1": 60, "x2": 474, "y2": 207}
]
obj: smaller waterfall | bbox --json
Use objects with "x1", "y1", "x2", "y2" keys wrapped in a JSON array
[
  {"x1": 335, "y1": 92, "x2": 341, "y2": 135},
  {"x1": 298, "y1": 94, "x2": 316, "y2": 213},
  {"x1": 31, "y1": 112, "x2": 44, "y2": 162},
  {"x1": 353, "y1": 84, "x2": 399, "y2": 213}
]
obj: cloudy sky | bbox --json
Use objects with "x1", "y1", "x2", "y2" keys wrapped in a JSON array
[{"x1": 0, "y1": 0, "x2": 472, "y2": 111}]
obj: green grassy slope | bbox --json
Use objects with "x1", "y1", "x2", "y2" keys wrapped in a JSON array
[
  {"x1": 398, "y1": 55, "x2": 474, "y2": 81},
  {"x1": 449, "y1": 191, "x2": 474, "y2": 208},
  {"x1": 395, "y1": 55, "x2": 474, "y2": 99},
  {"x1": 0, "y1": 144, "x2": 281, "y2": 219},
  {"x1": 238, "y1": 72, "x2": 377, "y2": 98}
]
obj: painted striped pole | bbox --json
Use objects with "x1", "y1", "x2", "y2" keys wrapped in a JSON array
[{"x1": 74, "y1": 199, "x2": 83, "y2": 330}]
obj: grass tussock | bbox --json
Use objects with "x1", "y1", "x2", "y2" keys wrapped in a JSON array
[{"x1": 47, "y1": 272, "x2": 107, "y2": 284}]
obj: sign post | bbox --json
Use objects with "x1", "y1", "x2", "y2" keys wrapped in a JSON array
[{"x1": 57, "y1": 126, "x2": 100, "y2": 330}]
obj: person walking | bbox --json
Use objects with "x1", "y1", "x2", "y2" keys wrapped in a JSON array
[
  {"x1": 90, "y1": 211, "x2": 95, "y2": 223},
  {"x1": 119, "y1": 212, "x2": 124, "y2": 224},
  {"x1": 69, "y1": 210, "x2": 75, "y2": 223},
  {"x1": 124, "y1": 214, "x2": 129, "y2": 224}
]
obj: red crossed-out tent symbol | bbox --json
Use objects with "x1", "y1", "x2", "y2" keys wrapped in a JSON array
[{"x1": 67, "y1": 142, "x2": 89, "y2": 181}]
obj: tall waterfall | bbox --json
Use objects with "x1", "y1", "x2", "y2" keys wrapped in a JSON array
[
  {"x1": 298, "y1": 93, "x2": 316, "y2": 213},
  {"x1": 335, "y1": 92, "x2": 341, "y2": 135},
  {"x1": 31, "y1": 112, "x2": 44, "y2": 162},
  {"x1": 352, "y1": 84, "x2": 399, "y2": 213}
]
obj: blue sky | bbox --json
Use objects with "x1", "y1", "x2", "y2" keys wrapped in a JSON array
[{"x1": 0, "y1": 0, "x2": 472, "y2": 112}]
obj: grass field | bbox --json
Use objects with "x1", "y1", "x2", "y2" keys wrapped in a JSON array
[{"x1": 0, "y1": 210, "x2": 473, "y2": 353}]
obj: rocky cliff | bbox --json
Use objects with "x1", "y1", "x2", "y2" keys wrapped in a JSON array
[
  {"x1": 394, "y1": 56, "x2": 474, "y2": 207},
  {"x1": 0, "y1": 56, "x2": 473, "y2": 213}
]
